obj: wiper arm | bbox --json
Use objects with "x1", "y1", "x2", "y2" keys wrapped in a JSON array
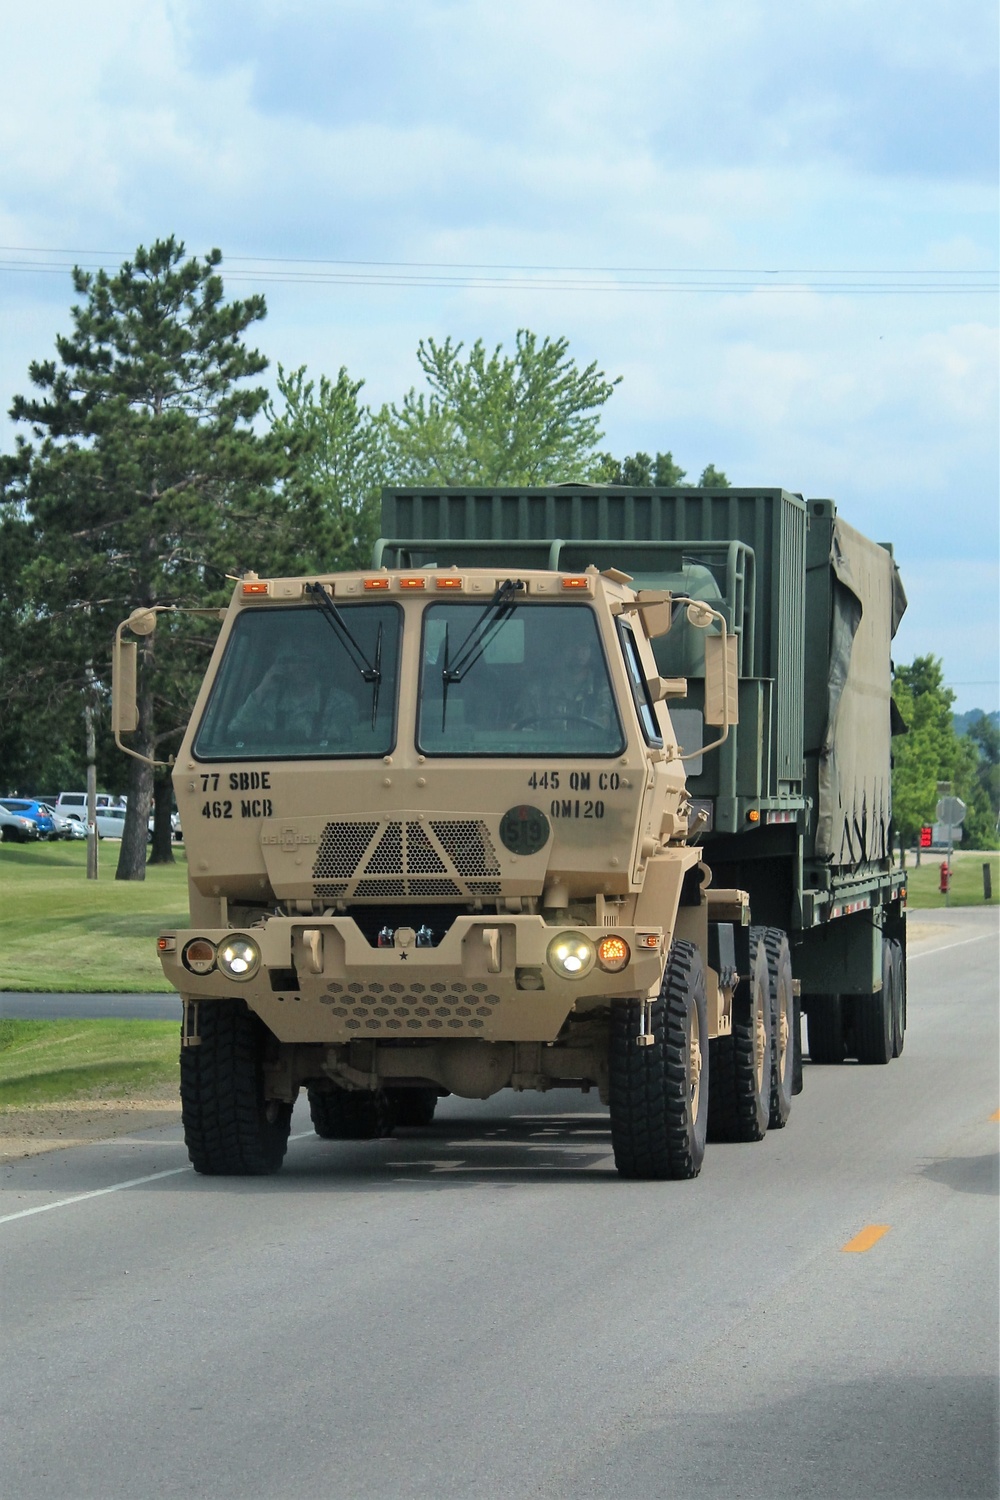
[
  {"x1": 440, "y1": 578, "x2": 524, "y2": 732},
  {"x1": 305, "y1": 582, "x2": 382, "y2": 725},
  {"x1": 443, "y1": 578, "x2": 524, "y2": 684}
]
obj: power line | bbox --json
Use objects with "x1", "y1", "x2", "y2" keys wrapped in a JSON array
[
  {"x1": 0, "y1": 246, "x2": 995, "y2": 299},
  {"x1": 0, "y1": 254, "x2": 994, "y2": 296},
  {"x1": 0, "y1": 244, "x2": 995, "y2": 276}
]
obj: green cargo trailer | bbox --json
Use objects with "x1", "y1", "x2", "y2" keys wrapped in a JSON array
[{"x1": 377, "y1": 485, "x2": 908, "y2": 1068}]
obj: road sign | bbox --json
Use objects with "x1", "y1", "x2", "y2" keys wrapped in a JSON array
[{"x1": 936, "y1": 796, "x2": 966, "y2": 827}]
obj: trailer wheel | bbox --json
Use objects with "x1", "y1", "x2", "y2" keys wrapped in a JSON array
[
  {"x1": 764, "y1": 928, "x2": 795, "y2": 1129},
  {"x1": 855, "y1": 939, "x2": 894, "y2": 1065},
  {"x1": 806, "y1": 995, "x2": 845, "y2": 1064},
  {"x1": 707, "y1": 928, "x2": 771, "y2": 1143},
  {"x1": 890, "y1": 941, "x2": 906, "y2": 1058},
  {"x1": 180, "y1": 999, "x2": 293, "y2": 1176},
  {"x1": 387, "y1": 1087, "x2": 439, "y2": 1127},
  {"x1": 609, "y1": 939, "x2": 709, "y2": 1180},
  {"x1": 308, "y1": 1086, "x2": 397, "y2": 1139}
]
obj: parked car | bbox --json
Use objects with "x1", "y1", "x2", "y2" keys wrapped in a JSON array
[
  {"x1": 38, "y1": 803, "x2": 88, "y2": 840},
  {"x1": 0, "y1": 799, "x2": 56, "y2": 839},
  {"x1": 95, "y1": 807, "x2": 128, "y2": 839},
  {"x1": 0, "y1": 806, "x2": 41, "y2": 842}
]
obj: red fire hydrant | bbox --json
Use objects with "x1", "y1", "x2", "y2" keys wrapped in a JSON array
[{"x1": 939, "y1": 861, "x2": 951, "y2": 894}]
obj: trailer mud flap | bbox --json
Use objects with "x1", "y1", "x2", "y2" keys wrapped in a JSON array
[{"x1": 794, "y1": 909, "x2": 882, "y2": 995}]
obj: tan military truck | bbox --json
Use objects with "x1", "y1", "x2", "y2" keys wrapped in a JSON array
[{"x1": 114, "y1": 485, "x2": 905, "y2": 1180}]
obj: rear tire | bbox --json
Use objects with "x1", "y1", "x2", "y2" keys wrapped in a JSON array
[
  {"x1": 707, "y1": 928, "x2": 771, "y2": 1143},
  {"x1": 180, "y1": 1000, "x2": 293, "y2": 1176},
  {"x1": 308, "y1": 1086, "x2": 396, "y2": 1139},
  {"x1": 765, "y1": 928, "x2": 794, "y2": 1129},
  {"x1": 387, "y1": 1087, "x2": 439, "y2": 1127},
  {"x1": 807, "y1": 994, "x2": 845, "y2": 1064},
  {"x1": 855, "y1": 938, "x2": 894, "y2": 1065},
  {"x1": 609, "y1": 939, "x2": 709, "y2": 1180}
]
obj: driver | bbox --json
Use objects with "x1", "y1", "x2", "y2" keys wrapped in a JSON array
[
  {"x1": 515, "y1": 629, "x2": 616, "y2": 729},
  {"x1": 229, "y1": 647, "x2": 357, "y2": 749}
]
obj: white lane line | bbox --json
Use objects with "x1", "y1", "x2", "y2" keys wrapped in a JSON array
[
  {"x1": 0, "y1": 1130, "x2": 319, "y2": 1225},
  {"x1": 0, "y1": 1167, "x2": 189, "y2": 1224},
  {"x1": 909, "y1": 933, "x2": 997, "y2": 960}
]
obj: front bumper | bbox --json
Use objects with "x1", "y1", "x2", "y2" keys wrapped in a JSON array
[{"x1": 159, "y1": 914, "x2": 665, "y2": 1044}]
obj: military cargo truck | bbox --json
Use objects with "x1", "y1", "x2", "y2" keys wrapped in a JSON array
[{"x1": 113, "y1": 485, "x2": 907, "y2": 1179}]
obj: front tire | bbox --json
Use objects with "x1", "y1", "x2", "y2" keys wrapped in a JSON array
[
  {"x1": 609, "y1": 939, "x2": 709, "y2": 1180},
  {"x1": 180, "y1": 1000, "x2": 293, "y2": 1175},
  {"x1": 707, "y1": 928, "x2": 771, "y2": 1143}
]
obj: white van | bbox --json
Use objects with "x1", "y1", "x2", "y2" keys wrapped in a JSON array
[{"x1": 55, "y1": 792, "x2": 125, "y2": 823}]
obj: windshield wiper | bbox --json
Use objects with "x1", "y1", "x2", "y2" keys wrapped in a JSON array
[
  {"x1": 441, "y1": 578, "x2": 524, "y2": 729},
  {"x1": 305, "y1": 582, "x2": 383, "y2": 728}
]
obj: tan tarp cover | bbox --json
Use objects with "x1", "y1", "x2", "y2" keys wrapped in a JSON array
[{"x1": 815, "y1": 519, "x2": 907, "y2": 864}]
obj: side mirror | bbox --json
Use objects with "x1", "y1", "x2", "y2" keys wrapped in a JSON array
[
  {"x1": 635, "y1": 590, "x2": 673, "y2": 640},
  {"x1": 704, "y1": 634, "x2": 739, "y2": 728}
]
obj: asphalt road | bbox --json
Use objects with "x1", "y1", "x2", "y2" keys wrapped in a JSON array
[
  {"x1": 2, "y1": 907, "x2": 997, "y2": 1500},
  {"x1": 0, "y1": 991, "x2": 180, "y2": 1020}
]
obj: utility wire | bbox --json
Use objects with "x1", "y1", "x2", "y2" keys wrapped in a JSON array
[{"x1": 0, "y1": 248, "x2": 995, "y2": 295}]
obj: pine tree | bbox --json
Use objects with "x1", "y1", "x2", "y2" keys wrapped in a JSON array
[{"x1": 1, "y1": 238, "x2": 284, "y2": 877}]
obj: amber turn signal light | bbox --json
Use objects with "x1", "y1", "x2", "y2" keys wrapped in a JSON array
[{"x1": 596, "y1": 935, "x2": 630, "y2": 972}]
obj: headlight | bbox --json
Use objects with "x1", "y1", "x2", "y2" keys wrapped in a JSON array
[
  {"x1": 217, "y1": 935, "x2": 260, "y2": 981},
  {"x1": 546, "y1": 931, "x2": 596, "y2": 979},
  {"x1": 596, "y1": 935, "x2": 631, "y2": 973},
  {"x1": 182, "y1": 938, "x2": 217, "y2": 976}
]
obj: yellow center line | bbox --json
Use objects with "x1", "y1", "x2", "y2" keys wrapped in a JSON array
[
  {"x1": 991, "y1": 1109, "x2": 1000, "y2": 1122},
  {"x1": 842, "y1": 1224, "x2": 891, "y2": 1253}
]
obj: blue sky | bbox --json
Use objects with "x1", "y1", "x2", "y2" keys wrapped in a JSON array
[{"x1": 2, "y1": 0, "x2": 997, "y2": 711}]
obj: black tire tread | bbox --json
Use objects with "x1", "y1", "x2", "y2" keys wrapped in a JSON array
[
  {"x1": 308, "y1": 1086, "x2": 396, "y2": 1139},
  {"x1": 764, "y1": 927, "x2": 794, "y2": 1130},
  {"x1": 707, "y1": 927, "x2": 770, "y2": 1143},
  {"x1": 609, "y1": 939, "x2": 708, "y2": 1180},
  {"x1": 180, "y1": 1000, "x2": 292, "y2": 1176}
]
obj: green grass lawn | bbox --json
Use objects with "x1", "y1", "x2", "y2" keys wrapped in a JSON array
[
  {"x1": 0, "y1": 841, "x2": 189, "y2": 992},
  {"x1": 0, "y1": 1017, "x2": 179, "y2": 1108},
  {"x1": 904, "y1": 850, "x2": 999, "y2": 910}
]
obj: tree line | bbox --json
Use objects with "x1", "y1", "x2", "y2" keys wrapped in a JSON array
[{"x1": 1, "y1": 239, "x2": 995, "y2": 876}]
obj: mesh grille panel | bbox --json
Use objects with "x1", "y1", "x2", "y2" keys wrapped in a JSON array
[
  {"x1": 429, "y1": 820, "x2": 500, "y2": 877},
  {"x1": 406, "y1": 821, "x2": 447, "y2": 873},
  {"x1": 309, "y1": 816, "x2": 503, "y2": 897},
  {"x1": 313, "y1": 821, "x2": 379, "y2": 879},
  {"x1": 366, "y1": 823, "x2": 403, "y2": 874}
]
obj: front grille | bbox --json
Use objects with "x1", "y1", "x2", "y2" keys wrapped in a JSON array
[{"x1": 310, "y1": 818, "x2": 502, "y2": 900}]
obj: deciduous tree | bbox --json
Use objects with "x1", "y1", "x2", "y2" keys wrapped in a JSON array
[{"x1": 381, "y1": 331, "x2": 620, "y2": 485}]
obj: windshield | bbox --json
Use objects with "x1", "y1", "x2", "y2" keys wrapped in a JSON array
[
  {"x1": 194, "y1": 605, "x2": 401, "y2": 761},
  {"x1": 417, "y1": 602, "x2": 625, "y2": 756}
]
